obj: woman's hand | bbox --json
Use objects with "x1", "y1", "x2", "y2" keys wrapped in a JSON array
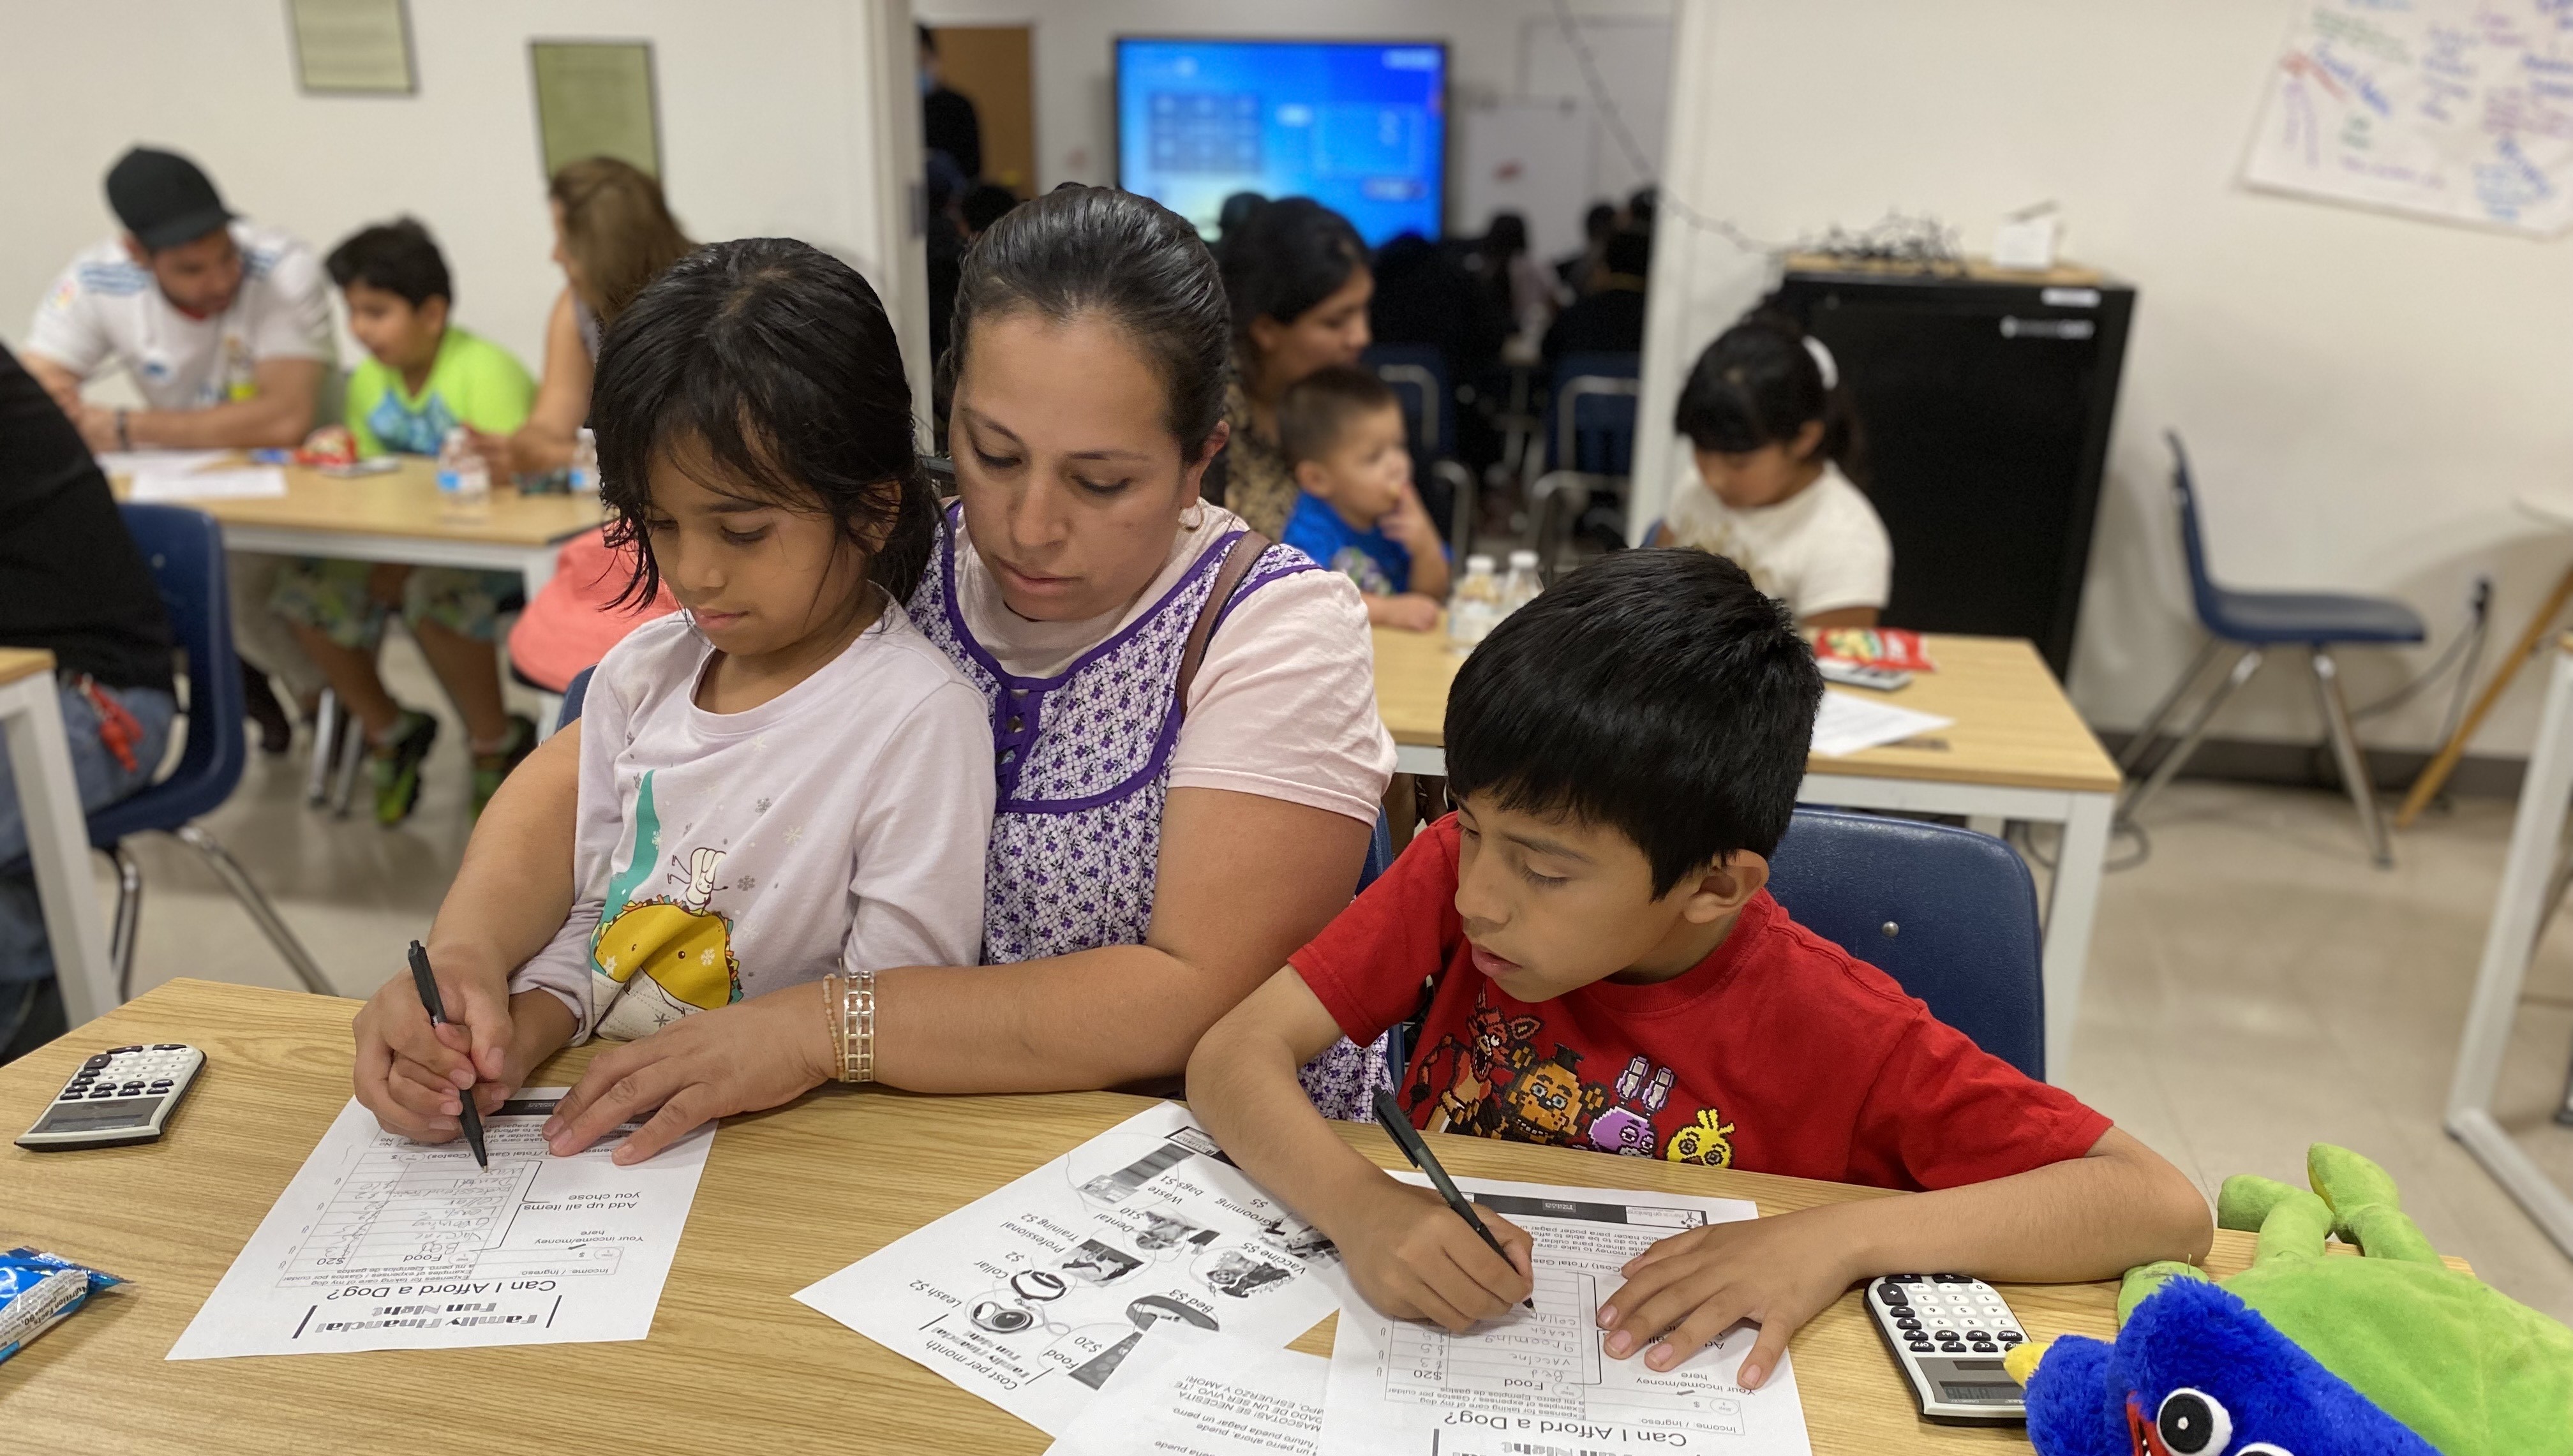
[{"x1": 542, "y1": 980, "x2": 839, "y2": 1164}]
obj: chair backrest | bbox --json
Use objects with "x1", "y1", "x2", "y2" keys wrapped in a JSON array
[
  {"x1": 557, "y1": 665, "x2": 595, "y2": 734},
  {"x1": 1365, "y1": 344, "x2": 1452, "y2": 459},
  {"x1": 1549, "y1": 352, "x2": 1641, "y2": 475},
  {"x1": 1764, "y1": 808, "x2": 2046, "y2": 1080},
  {"x1": 1355, "y1": 809, "x2": 1396, "y2": 895},
  {"x1": 2163, "y1": 431, "x2": 2226, "y2": 632},
  {"x1": 96, "y1": 504, "x2": 245, "y2": 833}
]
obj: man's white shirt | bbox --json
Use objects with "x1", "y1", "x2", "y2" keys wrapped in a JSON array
[{"x1": 27, "y1": 220, "x2": 333, "y2": 412}]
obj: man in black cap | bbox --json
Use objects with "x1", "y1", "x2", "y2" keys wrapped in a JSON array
[
  {"x1": 25, "y1": 146, "x2": 332, "y2": 456},
  {"x1": 26, "y1": 147, "x2": 335, "y2": 745}
]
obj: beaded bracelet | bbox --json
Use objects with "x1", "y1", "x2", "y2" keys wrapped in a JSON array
[{"x1": 821, "y1": 974, "x2": 845, "y2": 1078}]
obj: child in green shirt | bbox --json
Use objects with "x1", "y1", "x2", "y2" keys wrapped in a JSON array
[{"x1": 272, "y1": 219, "x2": 541, "y2": 822}]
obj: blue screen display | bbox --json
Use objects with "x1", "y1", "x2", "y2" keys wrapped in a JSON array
[{"x1": 1115, "y1": 38, "x2": 1446, "y2": 246}]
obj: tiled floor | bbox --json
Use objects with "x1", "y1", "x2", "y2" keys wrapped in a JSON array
[{"x1": 78, "y1": 637, "x2": 2573, "y2": 1323}]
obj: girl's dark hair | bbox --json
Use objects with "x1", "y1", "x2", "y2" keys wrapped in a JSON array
[
  {"x1": 592, "y1": 237, "x2": 935, "y2": 608},
  {"x1": 1219, "y1": 196, "x2": 1366, "y2": 354},
  {"x1": 944, "y1": 184, "x2": 1232, "y2": 462},
  {"x1": 1673, "y1": 315, "x2": 1858, "y2": 475}
]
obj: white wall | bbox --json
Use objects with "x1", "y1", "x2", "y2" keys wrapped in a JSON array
[
  {"x1": 916, "y1": 0, "x2": 1672, "y2": 235},
  {"x1": 1, "y1": 0, "x2": 913, "y2": 404},
  {"x1": 1641, "y1": 0, "x2": 2573, "y2": 757}
]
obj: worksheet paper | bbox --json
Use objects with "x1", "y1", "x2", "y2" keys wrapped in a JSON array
[
  {"x1": 93, "y1": 449, "x2": 234, "y2": 478},
  {"x1": 1810, "y1": 689, "x2": 1951, "y2": 757},
  {"x1": 168, "y1": 1088, "x2": 712, "y2": 1359},
  {"x1": 1043, "y1": 1326, "x2": 1327, "y2": 1456},
  {"x1": 793, "y1": 1102, "x2": 1348, "y2": 1436},
  {"x1": 1324, "y1": 1175, "x2": 1813, "y2": 1456},
  {"x1": 127, "y1": 466, "x2": 288, "y2": 501}
]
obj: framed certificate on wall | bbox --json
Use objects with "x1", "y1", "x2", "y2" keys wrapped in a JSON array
[
  {"x1": 287, "y1": 0, "x2": 415, "y2": 95},
  {"x1": 530, "y1": 40, "x2": 662, "y2": 179}
]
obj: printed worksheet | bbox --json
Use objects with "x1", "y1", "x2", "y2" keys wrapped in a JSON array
[
  {"x1": 168, "y1": 1089, "x2": 712, "y2": 1359},
  {"x1": 794, "y1": 1102, "x2": 1346, "y2": 1436},
  {"x1": 1811, "y1": 690, "x2": 1951, "y2": 757},
  {"x1": 1324, "y1": 1175, "x2": 1812, "y2": 1456},
  {"x1": 1043, "y1": 1325, "x2": 1326, "y2": 1456}
]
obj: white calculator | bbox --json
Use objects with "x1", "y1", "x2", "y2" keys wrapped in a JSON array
[
  {"x1": 17, "y1": 1044, "x2": 205, "y2": 1150},
  {"x1": 1865, "y1": 1273, "x2": 2028, "y2": 1422}
]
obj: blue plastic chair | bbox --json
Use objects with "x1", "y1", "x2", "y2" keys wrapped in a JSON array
[
  {"x1": 1365, "y1": 344, "x2": 1452, "y2": 459},
  {"x1": 2121, "y1": 434, "x2": 2426, "y2": 865},
  {"x1": 9, "y1": 505, "x2": 332, "y2": 1003},
  {"x1": 1531, "y1": 351, "x2": 1643, "y2": 576},
  {"x1": 1767, "y1": 808, "x2": 2047, "y2": 1081},
  {"x1": 556, "y1": 665, "x2": 594, "y2": 733}
]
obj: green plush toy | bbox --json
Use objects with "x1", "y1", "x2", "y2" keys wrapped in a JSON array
[{"x1": 2010, "y1": 1143, "x2": 2573, "y2": 1455}]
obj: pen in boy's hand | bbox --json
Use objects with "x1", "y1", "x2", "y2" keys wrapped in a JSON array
[
  {"x1": 408, "y1": 940, "x2": 488, "y2": 1168},
  {"x1": 1371, "y1": 1089, "x2": 1535, "y2": 1312}
]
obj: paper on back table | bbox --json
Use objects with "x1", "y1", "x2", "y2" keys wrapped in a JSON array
[
  {"x1": 1811, "y1": 689, "x2": 1950, "y2": 757},
  {"x1": 168, "y1": 1088, "x2": 712, "y2": 1359},
  {"x1": 1325, "y1": 1173, "x2": 1813, "y2": 1456},
  {"x1": 793, "y1": 1101, "x2": 1348, "y2": 1436}
]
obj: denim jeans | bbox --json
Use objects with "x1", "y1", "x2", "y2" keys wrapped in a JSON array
[{"x1": 0, "y1": 680, "x2": 179, "y2": 986}]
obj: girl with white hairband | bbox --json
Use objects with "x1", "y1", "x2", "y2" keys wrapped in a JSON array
[{"x1": 1653, "y1": 316, "x2": 1891, "y2": 628}]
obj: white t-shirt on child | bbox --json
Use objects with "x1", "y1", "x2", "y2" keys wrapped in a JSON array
[
  {"x1": 1662, "y1": 457, "x2": 1892, "y2": 621},
  {"x1": 511, "y1": 601, "x2": 995, "y2": 1042}
]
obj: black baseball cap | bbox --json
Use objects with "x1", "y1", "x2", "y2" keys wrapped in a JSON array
[{"x1": 106, "y1": 147, "x2": 234, "y2": 252}]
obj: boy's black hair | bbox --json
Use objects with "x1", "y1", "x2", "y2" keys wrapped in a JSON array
[
  {"x1": 325, "y1": 218, "x2": 451, "y2": 309},
  {"x1": 592, "y1": 237, "x2": 936, "y2": 608},
  {"x1": 1674, "y1": 315, "x2": 1854, "y2": 472},
  {"x1": 1445, "y1": 549, "x2": 1821, "y2": 893},
  {"x1": 1278, "y1": 364, "x2": 1399, "y2": 468}
]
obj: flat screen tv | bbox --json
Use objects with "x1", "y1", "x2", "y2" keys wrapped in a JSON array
[{"x1": 1114, "y1": 36, "x2": 1446, "y2": 246}]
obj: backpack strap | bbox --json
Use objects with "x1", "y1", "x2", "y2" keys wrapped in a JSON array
[{"x1": 1173, "y1": 531, "x2": 1269, "y2": 722}]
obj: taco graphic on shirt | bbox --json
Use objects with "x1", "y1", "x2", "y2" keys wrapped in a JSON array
[{"x1": 588, "y1": 771, "x2": 743, "y2": 1039}]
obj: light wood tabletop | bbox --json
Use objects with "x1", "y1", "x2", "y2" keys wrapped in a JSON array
[
  {"x1": 0, "y1": 646, "x2": 54, "y2": 688},
  {"x1": 1373, "y1": 627, "x2": 2122, "y2": 795},
  {"x1": 109, "y1": 456, "x2": 604, "y2": 549},
  {"x1": 5, "y1": 979, "x2": 2308, "y2": 1455}
]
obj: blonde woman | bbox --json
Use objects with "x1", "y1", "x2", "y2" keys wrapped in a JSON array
[{"x1": 472, "y1": 157, "x2": 692, "y2": 475}]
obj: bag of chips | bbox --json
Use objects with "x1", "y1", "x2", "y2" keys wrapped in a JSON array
[{"x1": 0, "y1": 1246, "x2": 124, "y2": 1364}]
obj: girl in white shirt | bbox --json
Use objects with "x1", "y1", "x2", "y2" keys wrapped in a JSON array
[
  {"x1": 376, "y1": 238, "x2": 992, "y2": 1139},
  {"x1": 1654, "y1": 318, "x2": 1892, "y2": 627}
]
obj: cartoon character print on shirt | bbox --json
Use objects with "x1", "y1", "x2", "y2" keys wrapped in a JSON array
[
  {"x1": 1407, "y1": 998, "x2": 1541, "y2": 1137},
  {"x1": 1588, "y1": 1055, "x2": 1676, "y2": 1157},
  {"x1": 587, "y1": 770, "x2": 744, "y2": 1039},
  {"x1": 1664, "y1": 1108, "x2": 1738, "y2": 1168},
  {"x1": 366, "y1": 385, "x2": 460, "y2": 455},
  {"x1": 1498, "y1": 1045, "x2": 1609, "y2": 1147},
  {"x1": 1328, "y1": 544, "x2": 1396, "y2": 597}
]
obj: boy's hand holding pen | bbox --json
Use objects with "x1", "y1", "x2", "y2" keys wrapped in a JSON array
[{"x1": 1324, "y1": 1090, "x2": 1535, "y2": 1331}]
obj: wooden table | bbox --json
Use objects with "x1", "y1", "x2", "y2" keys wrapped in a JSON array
[
  {"x1": 113, "y1": 457, "x2": 603, "y2": 603},
  {"x1": 6, "y1": 979, "x2": 2310, "y2": 1455},
  {"x1": 0, "y1": 648, "x2": 116, "y2": 1028},
  {"x1": 1373, "y1": 628, "x2": 2122, "y2": 1076}
]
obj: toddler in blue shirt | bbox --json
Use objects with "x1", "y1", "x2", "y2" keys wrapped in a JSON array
[{"x1": 1279, "y1": 365, "x2": 1450, "y2": 631}]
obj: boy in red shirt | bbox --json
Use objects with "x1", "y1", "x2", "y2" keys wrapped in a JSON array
[{"x1": 1188, "y1": 549, "x2": 2209, "y2": 1392}]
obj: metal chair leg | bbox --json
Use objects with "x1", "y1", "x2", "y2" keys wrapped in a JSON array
[
  {"x1": 2311, "y1": 646, "x2": 2393, "y2": 868},
  {"x1": 2117, "y1": 637, "x2": 2225, "y2": 776},
  {"x1": 330, "y1": 714, "x2": 368, "y2": 818},
  {"x1": 2121, "y1": 644, "x2": 2263, "y2": 823},
  {"x1": 108, "y1": 844, "x2": 143, "y2": 1002},
  {"x1": 306, "y1": 688, "x2": 341, "y2": 806},
  {"x1": 171, "y1": 823, "x2": 334, "y2": 994}
]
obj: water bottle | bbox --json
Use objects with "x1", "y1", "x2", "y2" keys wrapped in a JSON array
[
  {"x1": 1500, "y1": 549, "x2": 1543, "y2": 619},
  {"x1": 1449, "y1": 554, "x2": 1502, "y2": 648},
  {"x1": 435, "y1": 426, "x2": 490, "y2": 505},
  {"x1": 568, "y1": 427, "x2": 600, "y2": 494}
]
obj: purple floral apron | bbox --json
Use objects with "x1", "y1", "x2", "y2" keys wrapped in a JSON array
[{"x1": 909, "y1": 506, "x2": 1392, "y2": 1118}]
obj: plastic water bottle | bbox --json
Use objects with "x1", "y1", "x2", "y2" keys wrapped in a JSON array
[
  {"x1": 1449, "y1": 554, "x2": 1502, "y2": 648},
  {"x1": 435, "y1": 426, "x2": 490, "y2": 505},
  {"x1": 1499, "y1": 549, "x2": 1544, "y2": 620},
  {"x1": 568, "y1": 427, "x2": 600, "y2": 494}
]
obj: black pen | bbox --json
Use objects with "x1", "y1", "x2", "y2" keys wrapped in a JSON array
[
  {"x1": 1371, "y1": 1089, "x2": 1534, "y2": 1311},
  {"x1": 408, "y1": 940, "x2": 488, "y2": 1168}
]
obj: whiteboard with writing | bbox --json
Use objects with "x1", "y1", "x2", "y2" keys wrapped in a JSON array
[{"x1": 2244, "y1": 0, "x2": 2573, "y2": 235}]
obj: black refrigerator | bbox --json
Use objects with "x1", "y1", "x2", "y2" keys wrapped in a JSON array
[{"x1": 1766, "y1": 264, "x2": 2136, "y2": 678}]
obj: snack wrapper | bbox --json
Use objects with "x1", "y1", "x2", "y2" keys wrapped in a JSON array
[
  {"x1": 0, "y1": 1245, "x2": 124, "y2": 1364},
  {"x1": 1812, "y1": 627, "x2": 1937, "y2": 672}
]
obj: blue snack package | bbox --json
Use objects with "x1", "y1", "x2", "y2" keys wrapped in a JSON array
[{"x1": 0, "y1": 1245, "x2": 125, "y2": 1364}]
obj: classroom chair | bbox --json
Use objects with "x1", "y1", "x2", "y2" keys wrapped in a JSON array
[
  {"x1": 1766, "y1": 808, "x2": 2047, "y2": 1080},
  {"x1": 557, "y1": 665, "x2": 593, "y2": 730},
  {"x1": 1364, "y1": 344, "x2": 1479, "y2": 555},
  {"x1": 1530, "y1": 352, "x2": 1641, "y2": 580},
  {"x1": 2119, "y1": 433, "x2": 2426, "y2": 866},
  {"x1": 0, "y1": 504, "x2": 331, "y2": 1008}
]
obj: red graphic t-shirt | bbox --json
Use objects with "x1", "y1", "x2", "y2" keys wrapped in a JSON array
[{"x1": 1292, "y1": 817, "x2": 2110, "y2": 1191}]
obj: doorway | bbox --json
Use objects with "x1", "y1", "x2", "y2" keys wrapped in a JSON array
[{"x1": 925, "y1": 24, "x2": 1035, "y2": 194}]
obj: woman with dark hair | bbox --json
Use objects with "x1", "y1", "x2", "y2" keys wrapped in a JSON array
[
  {"x1": 1214, "y1": 197, "x2": 1373, "y2": 537},
  {"x1": 354, "y1": 189, "x2": 1398, "y2": 1159}
]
